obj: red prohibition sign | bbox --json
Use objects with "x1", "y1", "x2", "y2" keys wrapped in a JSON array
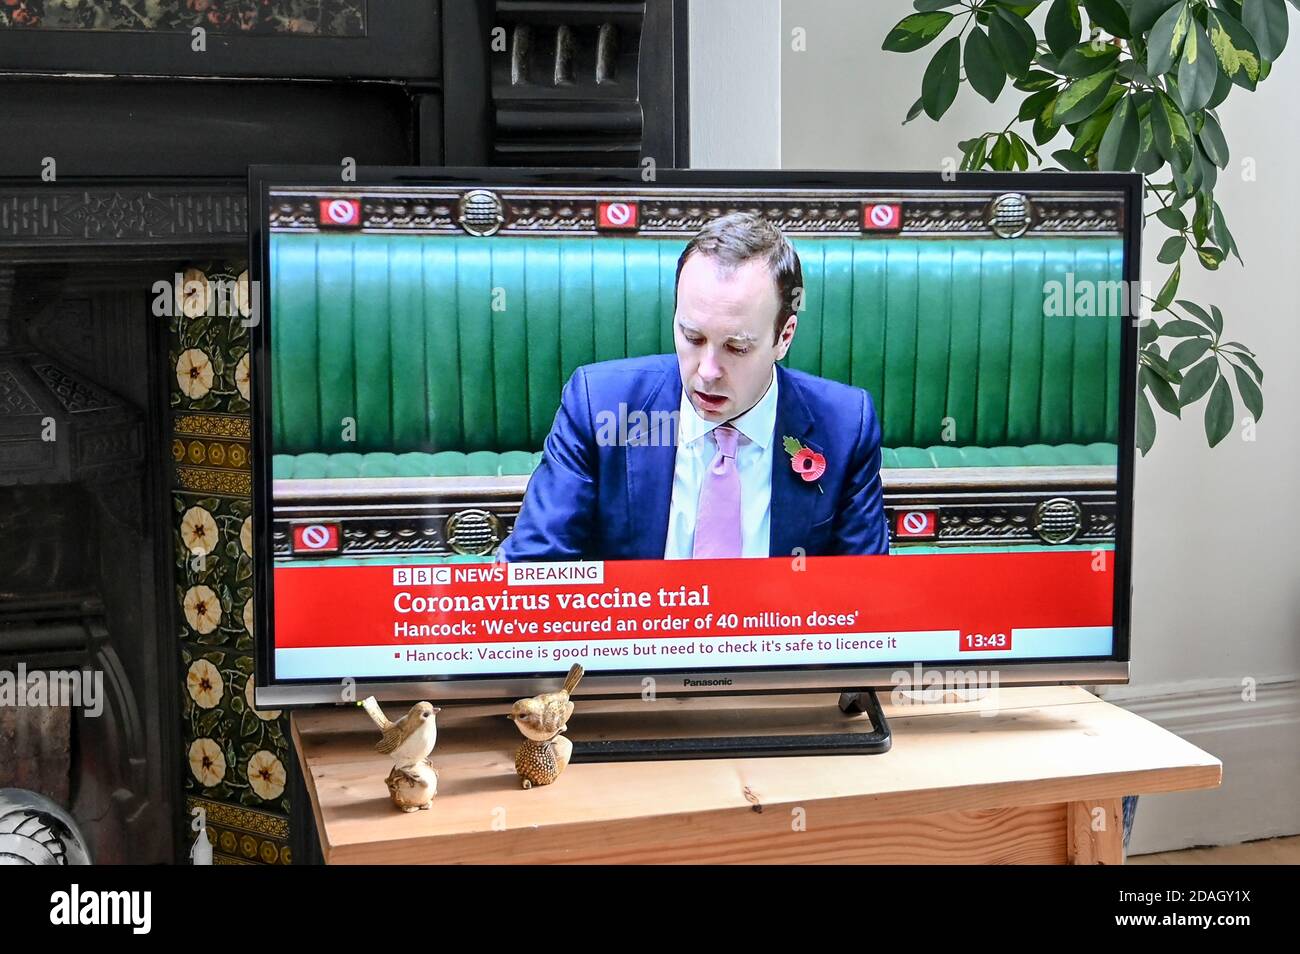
[
  {"x1": 319, "y1": 198, "x2": 361, "y2": 228},
  {"x1": 896, "y1": 510, "x2": 936, "y2": 537},
  {"x1": 862, "y1": 203, "x2": 902, "y2": 231},
  {"x1": 598, "y1": 201, "x2": 638, "y2": 230},
  {"x1": 302, "y1": 525, "x2": 330, "y2": 548}
]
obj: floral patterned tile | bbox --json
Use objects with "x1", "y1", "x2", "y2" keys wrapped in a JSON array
[
  {"x1": 173, "y1": 492, "x2": 255, "y2": 650},
  {"x1": 170, "y1": 266, "x2": 253, "y2": 416},
  {"x1": 170, "y1": 261, "x2": 291, "y2": 863},
  {"x1": 181, "y1": 644, "x2": 290, "y2": 819}
]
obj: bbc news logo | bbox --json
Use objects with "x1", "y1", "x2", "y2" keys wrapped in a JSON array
[{"x1": 392, "y1": 566, "x2": 451, "y2": 586}]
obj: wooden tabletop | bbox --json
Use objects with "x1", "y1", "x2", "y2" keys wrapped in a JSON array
[{"x1": 292, "y1": 685, "x2": 1221, "y2": 864}]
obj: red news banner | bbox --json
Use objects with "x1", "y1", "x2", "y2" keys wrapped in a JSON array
[{"x1": 274, "y1": 552, "x2": 1112, "y2": 655}]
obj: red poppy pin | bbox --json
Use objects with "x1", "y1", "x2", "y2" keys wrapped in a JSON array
[{"x1": 782, "y1": 435, "x2": 825, "y2": 493}]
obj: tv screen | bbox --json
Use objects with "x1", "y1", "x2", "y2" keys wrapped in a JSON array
[{"x1": 249, "y1": 167, "x2": 1139, "y2": 707}]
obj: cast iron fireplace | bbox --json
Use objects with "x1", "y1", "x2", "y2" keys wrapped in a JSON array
[{"x1": 0, "y1": 0, "x2": 687, "y2": 864}]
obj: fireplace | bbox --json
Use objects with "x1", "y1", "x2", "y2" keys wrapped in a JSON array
[
  {"x1": 0, "y1": 261, "x2": 169, "y2": 864},
  {"x1": 0, "y1": 0, "x2": 687, "y2": 864}
]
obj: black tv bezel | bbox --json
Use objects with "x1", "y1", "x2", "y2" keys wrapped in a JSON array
[{"x1": 248, "y1": 165, "x2": 1141, "y2": 708}]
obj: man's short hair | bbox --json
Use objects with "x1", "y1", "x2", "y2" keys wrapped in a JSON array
[{"x1": 674, "y1": 212, "x2": 802, "y2": 342}]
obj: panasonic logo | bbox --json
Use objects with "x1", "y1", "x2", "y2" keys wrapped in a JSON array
[{"x1": 683, "y1": 677, "x2": 732, "y2": 687}]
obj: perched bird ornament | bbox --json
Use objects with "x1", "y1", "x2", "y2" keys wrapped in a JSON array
[
  {"x1": 508, "y1": 664, "x2": 584, "y2": 788},
  {"x1": 361, "y1": 697, "x2": 442, "y2": 812}
]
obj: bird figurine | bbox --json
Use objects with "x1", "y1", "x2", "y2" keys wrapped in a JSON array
[
  {"x1": 360, "y1": 697, "x2": 442, "y2": 812},
  {"x1": 508, "y1": 664, "x2": 584, "y2": 789}
]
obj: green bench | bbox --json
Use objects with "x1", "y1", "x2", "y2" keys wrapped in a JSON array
[{"x1": 270, "y1": 232, "x2": 1122, "y2": 557}]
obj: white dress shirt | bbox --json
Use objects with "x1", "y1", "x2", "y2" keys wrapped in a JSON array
[{"x1": 664, "y1": 368, "x2": 779, "y2": 559}]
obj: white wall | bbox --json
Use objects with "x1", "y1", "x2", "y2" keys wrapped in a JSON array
[
  {"x1": 689, "y1": 0, "x2": 782, "y2": 168},
  {"x1": 783, "y1": 0, "x2": 1010, "y2": 170},
  {"x1": 688, "y1": 0, "x2": 1300, "y2": 851}
]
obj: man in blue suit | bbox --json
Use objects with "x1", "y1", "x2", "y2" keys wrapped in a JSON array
[{"x1": 499, "y1": 212, "x2": 889, "y2": 562}]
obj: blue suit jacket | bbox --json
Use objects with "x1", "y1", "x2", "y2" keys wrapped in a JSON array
[{"x1": 498, "y1": 354, "x2": 889, "y2": 561}]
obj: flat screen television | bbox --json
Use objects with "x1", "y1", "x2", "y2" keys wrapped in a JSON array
[{"x1": 248, "y1": 166, "x2": 1140, "y2": 708}]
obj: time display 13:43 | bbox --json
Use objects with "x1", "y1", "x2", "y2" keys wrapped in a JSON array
[{"x1": 961, "y1": 632, "x2": 1011, "y2": 652}]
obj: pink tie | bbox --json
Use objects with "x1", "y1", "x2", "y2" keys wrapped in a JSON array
[{"x1": 693, "y1": 424, "x2": 742, "y2": 558}]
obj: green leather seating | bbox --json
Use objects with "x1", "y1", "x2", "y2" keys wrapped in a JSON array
[{"x1": 270, "y1": 233, "x2": 1122, "y2": 478}]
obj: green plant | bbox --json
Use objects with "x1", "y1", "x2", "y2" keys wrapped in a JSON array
[{"x1": 883, "y1": 0, "x2": 1283, "y2": 452}]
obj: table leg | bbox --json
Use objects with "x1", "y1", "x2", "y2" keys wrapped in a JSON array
[{"x1": 1067, "y1": 797, "x2": 1124, "y2": 864}]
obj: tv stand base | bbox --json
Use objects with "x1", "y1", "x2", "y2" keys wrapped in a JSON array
[{"x1": 568, "y1": 689, "x2": 892, "y2": 762}]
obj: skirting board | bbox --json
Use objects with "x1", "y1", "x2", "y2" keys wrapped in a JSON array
[{"x1": 1092, "y1": 675, "x2": 1300, "y2": 854}]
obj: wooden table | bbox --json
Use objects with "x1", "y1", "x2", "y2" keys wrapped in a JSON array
[{"x1": 291, "y1": 685, "x2": 1221, "y2": 864}]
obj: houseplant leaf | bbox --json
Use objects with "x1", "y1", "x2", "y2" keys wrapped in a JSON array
[
  {"x1": 1203, "y1": 374, "x2": 1235, "y2": 446},
  {"x1": 1156, "y1": 234, "x2": 1186, "y2": 263},
  {"x1": 1207, "y1": 7, "x2": 1263, "y2": 89},
  {"x1": 1046, "y1": 0, "x2": 1083, "y2": 57},
  {"x1": 1148, "y1": 0, "x2": 1191, "y2": 76},
  {"x1": 1054, "y1": 66, "x2": 1117, "y2": 123},
  {"x1": 989, "y1": 7, "x2": 1037, "y2": 77},
  {"x1": 1052, "y1": 147, "x2": 1092, "y2": 170},
  {"x1": 1150, "y1": 89, "x2": 1194, "y2": 166},
  {"x1": 1178, "y1": 357, "x2": 1219, "y2": 405},
  {"x1": 965, "y1": 26, "x2": 1008, "y2": 101},
  {"x1": 1136, "y1": 390, "x2": 1156, "y2": 453},
  {"x1": 1155, "y1": 206, "x2": 1187, "y2": 229},
  {"x1": 922, "y1": 36, "x2": 963, "y2": 119},
  {"x1": 1228, "y1": 350, "x2": 1264, "y2": 384},
  {"x1": 1131, "y1": 0, "x2": 1180, "y2": 33},
  {"x1": 1058, "y1": 41, "x2": 1122, "y2": 75},
  {"x1": 1177, "y1": 20, "x2": 1220, "y2": 111},
  {"x1": 1142, "y1": 367, "x2": 1182, "y2": 416},
  {"x1": 1175, "y1": 299, "x2": 1217, "y2": 334},
  {"x1": 1167, "y1": 336, "x2": 1211, "y2": 370},
  {"x1": 1098, "y1": 94, "x2": 1141, "y2": 169},
  {"x1": 883, "y1": 11, "x2": 954, "y2": 52},
  {"x1": 1083, "y1": 0, "x2": 1131, "y2": 37},
  {"x1": 1160, "y1": 319, "x2": 1206, "y2": 337},
  {"x1": 1230, "y1": 362, "x2": 1264, "y2": 420},
  {"x1": 1154, "y1": 261, "x2": 1181, "y2": 309},
  {"x1": 1242, "y1": 0, "x2": 1289, "y2": 60},
  {"x1": 1197, "y1": 111, "x2": 1230, "y2": 167}
]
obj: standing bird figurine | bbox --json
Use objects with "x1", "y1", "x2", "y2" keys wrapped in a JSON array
[
  {"x1": 508, "y1": 664, "x2": 584, "y2": 788},
  {"x1": 360, "y1": 697, "x2": 442, "y2": 812}
]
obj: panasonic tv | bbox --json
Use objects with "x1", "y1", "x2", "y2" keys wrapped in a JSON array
[{"x1": 248, "y1": 166, "x2": 1140, "y2": 709}]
